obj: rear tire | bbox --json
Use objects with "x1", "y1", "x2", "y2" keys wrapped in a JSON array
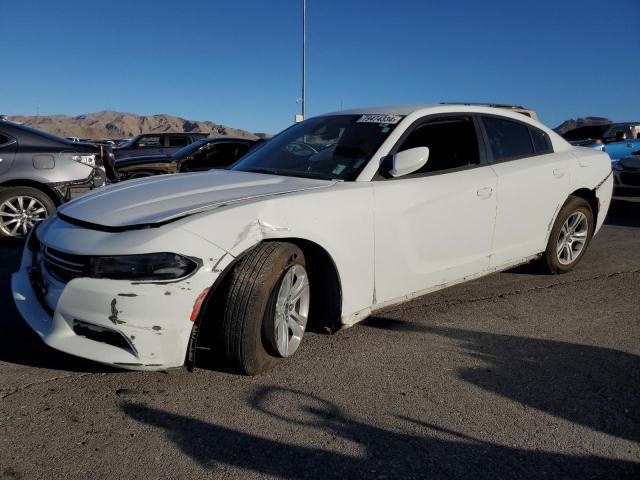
[
  {"x1": 542, "y1": 196, "x2": 594, "y2": 274},
  {"x1": 217, "y1": 242, "x2": 309, "y2": 375},
  {"x1": 0, "y1": 186, "x2": 56, "y2": 238}
]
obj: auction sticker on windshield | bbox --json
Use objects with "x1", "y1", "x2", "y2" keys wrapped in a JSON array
[{"x1": 357, "y1": 114, "x2": 403, "y2": 124}]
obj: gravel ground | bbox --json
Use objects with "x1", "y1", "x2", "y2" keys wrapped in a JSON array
[{"x1": 0, "y1": 201, "x2": 639, "y2": 479}]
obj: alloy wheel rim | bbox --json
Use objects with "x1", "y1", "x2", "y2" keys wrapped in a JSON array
[
  {"x1": 273, "y1": 264, "x2": 310, "y2": 357},
  {"x1": 556, "y1": 211, "x2": 588, "y2": 265},
  {"x1": 0, "y1": 196, "x2": 48, "y2": 237}
]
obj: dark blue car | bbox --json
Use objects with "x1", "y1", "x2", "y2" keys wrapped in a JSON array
[{"x1": 563, "y1": 122, "x2": 640, "y2": 160}]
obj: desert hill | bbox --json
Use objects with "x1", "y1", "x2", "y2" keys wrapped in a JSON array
[{"x1": 8, "y1": 110, "x2": 261, "y2": 140}]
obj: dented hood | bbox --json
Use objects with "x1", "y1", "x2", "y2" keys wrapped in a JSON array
[{"x1": 58, "y1": 170, "x2": 334, "y2": 230}]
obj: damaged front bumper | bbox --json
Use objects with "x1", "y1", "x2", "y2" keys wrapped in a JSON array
[{"x1": 11, "y1": 226, "x2": 231, "y2": 370}]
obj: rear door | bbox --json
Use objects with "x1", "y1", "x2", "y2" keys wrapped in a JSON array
[
  {"x1": 480, "y1": 115, "x2": 571, "y2": 268},
  {"x1": 372, "y1": 115, "x2": 498, "y2": 304},
  {"x1": 0, "y1": 132, "x2": 17, "y2": 176}
]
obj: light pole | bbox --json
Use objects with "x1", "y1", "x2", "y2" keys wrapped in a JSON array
[
  {"x1": 302, "y1": 0, "x2": 307, "y2": 120},
  {"x1": 295, "y1": 0, "x2": 307, "y2": 123}
]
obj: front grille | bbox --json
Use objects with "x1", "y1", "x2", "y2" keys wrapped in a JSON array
[
  {"x1": 620, "y1": 172, "x2": 640, "y2": 187},
  {"x1": 43, "y1": 246, "x2": 89, "y2": 283}
]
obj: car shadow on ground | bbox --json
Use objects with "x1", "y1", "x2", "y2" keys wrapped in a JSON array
[
  {"x1": 363, "y1": 317, "x2": 640, "y2": 443},
  {"x1": 120, "y1": 382, "x2": 639, "y2": 479},
  {"x1": 0, "y1": 240, "x2": 112, "y2": 373}
]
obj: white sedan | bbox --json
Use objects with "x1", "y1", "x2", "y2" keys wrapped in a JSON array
[{"x1": 12, "y1": 105, "x2": 613, "y2": 374}]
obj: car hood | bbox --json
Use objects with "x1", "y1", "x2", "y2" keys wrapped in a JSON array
[{"x1": 57, "y1": 170, "x2": 335, "y2": 231}]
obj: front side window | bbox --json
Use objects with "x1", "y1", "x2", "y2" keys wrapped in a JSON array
[
  {"x1": 136, "y1": 136, "x2": 162, "y2": 148},
  {"x1": 482, "y1": 116, "x2": 534, "y2": 161},
  {"x1": 0, "y1": 133, "x2": 15, "y2": 147},
  {"x1": 231, "y1": 115, "x2": 402, "y2": 181},
  {"x1": 186, "y1": 142, "x2": 250, "y2": 170},
  {"x1": 396, "y1": 116, "x2": 480, "y2": 174}
]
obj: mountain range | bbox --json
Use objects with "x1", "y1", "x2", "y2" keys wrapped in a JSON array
[
  {"x1": 6, "y1": 111, "x2": 614, "y2": 140},
  {"x1": 7, "y1": 111, "x2": 264, "y2": 140}
]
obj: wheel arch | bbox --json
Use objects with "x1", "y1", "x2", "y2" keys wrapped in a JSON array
[
  {"x1": 569, "y1": 188, "x2": 599, "y2": 227},
  {"x1": 189, "y1": 237, "x2": 343, "y2": 370},
  {"x1": 0, "y1": 179, "x2": 63, "y2": 206}
]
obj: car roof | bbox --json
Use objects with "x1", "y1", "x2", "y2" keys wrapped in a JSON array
[{"x1": 322, "y1": 103, "x2": 537, "y2": 117}]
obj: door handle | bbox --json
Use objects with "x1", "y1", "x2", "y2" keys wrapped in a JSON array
[
  {"x1": 476, "y1": 187, "x2": 493, "y2": 199},
  {"x1": 553, "y1": 168, "x2": 565, "y2": 178}
]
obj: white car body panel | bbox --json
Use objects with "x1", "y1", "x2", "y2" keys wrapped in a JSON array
[
  {"x1": 11, "y1": 104, "x2": 613, "y2": 370},
  {"x1": 488, "y1": 151, "x2": 572, "y2": 268},
  {"x1": 372, "y1": 166, "x2": 498, "y2": 304}
]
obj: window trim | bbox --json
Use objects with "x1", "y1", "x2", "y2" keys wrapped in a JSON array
[
  {"x1": 374, "y1": 113, "x2": 489, "y2": 181},
  {"x1": 0, "y1": 133, "x2": 17, "y2": 149},
  {"x1": 477, "y1": 114, "x2": 553, "y2": 164}
]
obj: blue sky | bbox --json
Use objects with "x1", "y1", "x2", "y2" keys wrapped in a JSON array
[{"x1": 1, "y1": 0, "x2": 638, "y2": 133}]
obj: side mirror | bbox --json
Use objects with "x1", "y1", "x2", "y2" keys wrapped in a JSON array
[{"x1": 387, "y1": 147, "x2": 429, "y2": 177}]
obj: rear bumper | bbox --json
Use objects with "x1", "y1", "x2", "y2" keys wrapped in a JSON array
[
  {"x1": 612, "y1": 170, "x2": 640, "y2": 201},
  {"x1": 48, "y1": 168, "x2": 108, "y2": 203},
  {"x1": 594, "y1": 173, "x2": 613, "y2": 234}
]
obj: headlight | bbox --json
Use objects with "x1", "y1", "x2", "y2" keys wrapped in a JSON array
[
  {"x1": 89, "y1": 253, "x2": 199, "y2": 281},
  {"x1": 71, "y1": 154, "x2": 96, "y2": 167}
]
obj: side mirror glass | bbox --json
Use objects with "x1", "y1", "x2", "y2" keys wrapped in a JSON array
[{"x1": 387, "y1": 147, "x2": 429, "y2": 177}]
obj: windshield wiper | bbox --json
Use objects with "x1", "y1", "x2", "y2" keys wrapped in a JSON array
[{"x1": 242, "y1": 167, "x2": 282, "y2": 175}]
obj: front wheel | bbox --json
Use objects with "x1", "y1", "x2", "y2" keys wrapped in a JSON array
[
  {"x1": 218, "y1": 242, "x2": 310, "y2": 375},
  {"x1": 542, "y1": 196, "x2": 594, "y2": 274}
]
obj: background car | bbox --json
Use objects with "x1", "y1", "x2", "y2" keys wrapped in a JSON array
[
  {"x1": 612, "y1": 154, "x2": 640, "y2": 202},
  {"x1": 0, "y1": 118, "x2": 116, "y2": 238},
  {"x1": 116, "y1": 137, "x2": 256, "y2": 180},
  {"x1": 113, "y1": 132, "x2": 208, "y2": 159},
  {"x1": 563, "y1": 123, "x2": 640, "y2": 159}
]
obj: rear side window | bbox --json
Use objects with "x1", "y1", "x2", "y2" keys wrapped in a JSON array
[
  {"x1": 530, "y1": 128, "x2": 552, "y2": 154},
  {"x1": 169, "y1": 136, "x2": 189, "y2": 147},
  {"x1": 482, "y1": 116, "x2": 534, "y2": 161},
  {"x1": 397, "y1": 116, "x2": 480, "y2": 174}
]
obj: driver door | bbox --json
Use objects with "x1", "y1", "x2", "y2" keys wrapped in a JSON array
[{"x1": 372, "y1": 115, "x2": 498, "y2": 305}]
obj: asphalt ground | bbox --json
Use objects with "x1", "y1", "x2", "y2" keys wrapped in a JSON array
[{"x1": 0, "y1": 201, "x2": 639, "y2": 479}]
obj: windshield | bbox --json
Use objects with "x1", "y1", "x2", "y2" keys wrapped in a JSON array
[
  {"x1": 563, "y1": 125, "x2": 610, "y2": 141},
  {"x1": 230, "y1": 114, "x2": 402, "y2": 181},
  {"x1": 170, "y1": 139, "x2": 209, "y2": 159}
]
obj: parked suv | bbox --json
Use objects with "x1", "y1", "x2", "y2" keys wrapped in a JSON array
[
  {"x1": 0, "y1": 119, "x2": 116, "y2": 238},
  {"x1": 113, "y1": 133, "x2": 208, "y2": 159},
  {"x1": 116, "y1": 137, "x2": 256, "y2": 180}
]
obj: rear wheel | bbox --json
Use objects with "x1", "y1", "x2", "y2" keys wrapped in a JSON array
[
  {"x1": 542, "y1": 196, "x2": 594, "y2": 274},
  {"x1": 0, "y1": 187, "x2": 56, "y2": 238},
  {"x1": 218, "y1": 242, "x2": 310, "y2": 375}
]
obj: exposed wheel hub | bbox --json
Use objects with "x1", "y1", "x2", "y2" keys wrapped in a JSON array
[
  {"x1": 273, "y1": 264, "x2": 310, "y2": 357},
  {"x1": 556, "y1": 211, "x2": 588, "y2": 265}
]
